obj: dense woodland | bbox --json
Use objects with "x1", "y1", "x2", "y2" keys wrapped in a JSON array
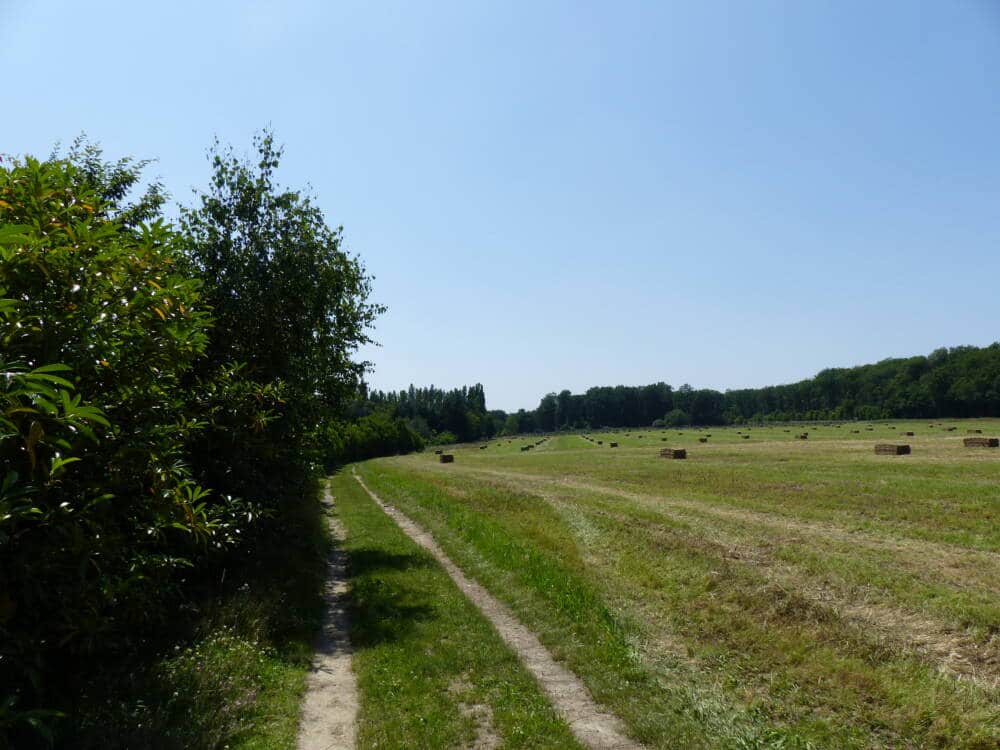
[
  {"x1": 370, "y1": 344, "x2": 1000, "y2": 441},
  {"x1": 527, "y1": 345, "x2": 1000, "y2": 430},
  {"x1": 367, "y1": 384, "x2": 503, "y2": 443}
]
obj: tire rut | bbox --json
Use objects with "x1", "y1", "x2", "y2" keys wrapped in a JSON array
[{"x1": 352, "y1": 470, "x2": 641, "y2": 750}]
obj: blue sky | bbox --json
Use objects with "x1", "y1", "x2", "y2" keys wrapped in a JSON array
[{"x1": 3, "y1": 1, "x2": 999, "y2": 411}]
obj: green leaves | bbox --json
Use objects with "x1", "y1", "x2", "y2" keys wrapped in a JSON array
[
  {"x1": 0, "y1": 359, "x2": 109, "y2": 484},
  {"x1": 0, "y1": 153, "x2": 219, "y2": 742},
  {"x1": 1, "y1": 134, "x2": 389, "y2": 745},
  {"x1": 26, "y1": 364, "x2": 74, "y2": 389}
]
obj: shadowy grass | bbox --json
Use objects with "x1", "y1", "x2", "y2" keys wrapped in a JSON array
[
  {"x1": 64, "y1": 483, "x2": 330, "y2": 750},
  {"x1": 331, "y1": 471, "x2": 581, "y2": 749}
]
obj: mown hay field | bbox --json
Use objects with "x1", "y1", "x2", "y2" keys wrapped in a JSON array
[{"x1": 354, "y1": 419, "x2": 999, "y2": 749}]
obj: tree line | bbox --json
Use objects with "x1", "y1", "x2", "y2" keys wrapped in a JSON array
[
  {"x1": 371, "y1": 344, "x2": 1000, "y2": 443},
  {"x1": 368, "y1": 383, "x2": 505, "y2": 443},
  {"x1": 526, "y1": 344, "x2": 1000, "y2": 429},
  {"x1": 0, "y1": 134, "x2": 419, "y2": 745}
]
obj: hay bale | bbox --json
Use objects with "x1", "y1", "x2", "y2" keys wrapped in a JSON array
[
  {"x1": 439, "y1": 453, "x2": 455, "y2": 463},
  {"x1": 661, "y1": 437, "x2": 667, "y2": 441},
  {"x1": 434, "y1": 449, "x2": 443, "y2": 455},
  {"x1": 797, "y1": 433, "x2": 808, "y2": 440},
  {"x1": 741, "y1": 434, "x2": 750, "y2": 439},
  {"x1": 968, "y1": 429, "x2": 983, "y2": 434},
  {"x1": 963, "y1": 437, "x2": 999, "y2": 448},
  {"x1": 875, "y1": 444, "x2": 910, "y2": 456},
  {"x1": 698, "y1": 437, "x2": 708, "y2": 443},
  {"x1": 902, "y1": 431, "x2": 914, "y2": 436},
  {"x1": 610, "y1": 442, "x2": 619, "y2": 448},
  {"x1": 660, "y1": 448, "x2": 687, "y2": 459},
  {"x1": 597, "y1": 440, "x2": 603, "y2": 445},
  {"x1": 946, "y1": 427, "x2": 957, "y2": 432}
]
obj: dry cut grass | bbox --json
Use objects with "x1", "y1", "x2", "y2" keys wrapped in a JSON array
[{"x1": 358, "y1": 419, "x2": 1000, "y2": 749}]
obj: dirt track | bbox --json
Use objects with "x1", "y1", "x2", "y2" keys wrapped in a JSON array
[
  {"x1": 297, "y1": 489, "x2": 359, "y2": 750},
  {"x1": 352, "y1": 470, "x2": 641, "y2": 750}
]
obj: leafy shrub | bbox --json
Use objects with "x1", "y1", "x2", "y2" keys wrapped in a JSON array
[
  {"x1": 663, "y1": 408, "x2": 691, "y2": 427},
  {"x1": 1, "y1": 135, "x2": 397, "y2": 746},
  {"x1": 0, "y1": 155, "x2": 225, "y2": 743},
  {"x1": 323, "y1": 410, "x2": 424, "y2": 467}
]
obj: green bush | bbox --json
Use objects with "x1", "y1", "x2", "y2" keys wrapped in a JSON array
[
  {"x1": 663, "y1": 408, "x2": 690, "y2": 427},
  {"x1": 1, "y1": 135, "x2": 402, "y2": 746},
  {"x1": 323, "y1": 410, "x2": 424, "y2": 467},
  {"x1": 0, "y1": 155, "x2": 226, "y2": 744},
  {"x1": 431, "y1": 430, "x2": 458, "y2": 445}
]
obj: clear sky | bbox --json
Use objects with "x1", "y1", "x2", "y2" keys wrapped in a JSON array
[{"x1": 3, "y1": 1, "x2": 999, "y2": 412}]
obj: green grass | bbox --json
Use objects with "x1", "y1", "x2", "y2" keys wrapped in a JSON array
[
  {"x1": 330, "y1": 471, "x2": 581, "y2": 749},
  {"x1": 358, "y1": 418, "x2": 1000, "y2": 749}
]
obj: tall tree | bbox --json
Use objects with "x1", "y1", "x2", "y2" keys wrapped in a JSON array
[
  {"x1": 180, "y1": 131, "x2": 383, "y2": 416},
  {"x1": 179, "y1": 132, "x2": 384, "y2": 486}
]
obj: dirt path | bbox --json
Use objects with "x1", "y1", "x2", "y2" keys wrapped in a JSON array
[
  {"x1": 297, "y1": 488, "x2": 358, "y2": 750},
  {"x1": 352, "y1": 471, "x2": 641, "y2": 750}
]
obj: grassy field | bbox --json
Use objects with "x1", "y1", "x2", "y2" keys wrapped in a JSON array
[{"x1": 354, "y1": 419, "x2": 999, "y2": 749}]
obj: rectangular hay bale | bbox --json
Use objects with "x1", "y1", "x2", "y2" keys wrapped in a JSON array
[
  {"x1": 963, "y1": 437, "x2": 999, "y2": 448},
  {"x1": 439, "y1": 453, "x2": 455, "y2": 463},
  {"x1": 875, "y1": 444, "x2": 910, "y2": 455},
  {"x1": 659, "y1": 448, "x2": 687, "y2": 459}
]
